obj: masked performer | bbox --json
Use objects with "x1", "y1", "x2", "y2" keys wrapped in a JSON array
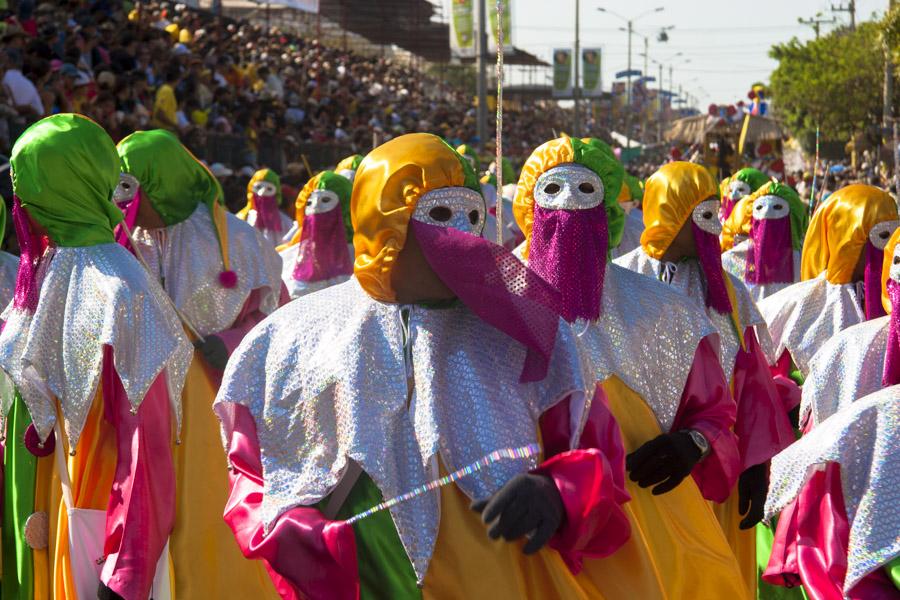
[
  {"x1": 237, "y1": 168, "x2": 294, "y2": 246},
  {"x1": 721, "y1": 167, "x2": 769, "y2": 222}
]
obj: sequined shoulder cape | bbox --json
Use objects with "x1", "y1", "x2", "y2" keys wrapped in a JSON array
[
  {"x1": 757, "y1": 273, "x2": 864, "y2": 373},
  {"x1": 0, "y1": 244, "x2": 192, "y2": 448},
  {"x1": 720, "y1": 239, "x2": 801, "y2": 302},
  {"x1": 801, "y1": 315, "x2": 888, "y2": 428},
  {"x1": 765, "y1": 385, "x2": 900, "y2": 593},
  {"x1": 214, "y1": 277, "x2": 586, "y2": 582}
]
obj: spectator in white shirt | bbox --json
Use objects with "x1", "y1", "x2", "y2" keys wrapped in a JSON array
[{"x1": 2, "y1": 48, "x2": 44, "y2": 118}]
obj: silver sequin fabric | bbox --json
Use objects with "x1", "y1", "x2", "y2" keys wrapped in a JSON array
[
  {"x1": 243, "y1": 209, "x2": 295, "y2": 247},
  {"x1": 278, "y1": 242, "x2": 352, "y2": 300},
  {"x1": 610, "y1": 209, "x2": 644, "y2": 260},
  {"x1": 801, "y1": 316, "x2": 888, "y2": 428},
  {"x1": 615, "y1": 247, "x2": 765, "y2": 380},
  {"x1": 533, "y1": 164, "x2": 604, "y2": 210},
  {"x1": 0, "y1": 244, "x2": 192, "y2": 448},
  {"x1": 131, "y1": 206, "x2": 283, "y2": 337},
  {"x1": 721, "y1": 240, "x2": 801, "y2": 303},
  {"x1": 765, "y1": 385, "x2": 900, "y2": 593},
  {"x1": 0, "y1": 251, "x2": 19, "y2": 314},
  {"x1": 757, "y1": 273, "x2": 865, "y2": 373},
  {"x1": 214, "y1": 277, "x2": 585, "y2": 583},
  {"x1": 573, "y1": 263, "x2": 716, "y2": 433},
  {"x1": 412, "y1": 187, "x2": 486, "y2": 235}
]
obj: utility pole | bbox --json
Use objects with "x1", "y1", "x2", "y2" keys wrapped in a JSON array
[
  {"x1": 658, "y1": 61, "x2": 663, "y2": 142},
  {"x1": 476, "y1": 0, "x2": 487, "y2": 148},
  {"x1": 574, "y1": 0, "x2": 581, "y2": 137},
  {"x1": 798, "y1": 13, "x2": 836, "y2": 39},
  {"x1": 626, "y1": 20, "x2": 633, "y2": 148},
  {"x1": 642, "y1": 36, "x2": 649, "y2": 143},
  {"x1": 831, "y1": 1, "x2": 856, "y2": 29},
  {"x1": 886, "y1": 0, "x2": 895, "y2": 162}
]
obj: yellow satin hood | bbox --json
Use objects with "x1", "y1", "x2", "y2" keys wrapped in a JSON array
[
  {"x1": 720, "y1": 197, "x2": 753, "y2": 251},
  {"x1": 352, "y1": 133, "x2": 475, "y2": 302},
  {"x1": 641, "y1": 162, "x2": 719, "y2": 260},
  {"x1": 801, "y1": 184, "x2": 897, "y2": 284}
]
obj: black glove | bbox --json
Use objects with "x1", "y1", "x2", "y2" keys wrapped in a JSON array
[
  {"x1": 625, "y1": 431, "x2": 702, "y2": 496},
  {"x1": 193, "y1": 335, "x2": 229, "y2": 371},
  {"x1": 788, "y1": 404, "x2": 801, "y2": 429},
  {"x1": 98, "y1": 582, "x2": 125, "y2": 600},
  {"x1": 738, "y1": 462, "x2": 769, "y2": 529},
  {"x1": 470, "y1": 473, "x2": 564, "y2": 555}
]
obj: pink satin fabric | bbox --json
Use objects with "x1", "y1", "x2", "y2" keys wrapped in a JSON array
[
  {"x1": 291, "y1": 207, "x2": 352, "y2": 283},
  {"x1": 865, "y1": 241, "x2": 887, "y2": 321},
  {"x1": 746, "y1": 216, "x2": 794, "y2": 285},
  {"x1": 114, "y1": 187, "x2": 142, "y2": 248},
  {"x1": 884, "y1": 279, "x2": 900, "y2": 387},
  {"x1": 537, "y1": 391, "x2": 631, "y2": 573},
  {"x1": 527, "y1": 205, "x2": 607, "y2": 323},
  {"x1": 253, "y1": 195, "x2": 284, "y2": 233},
  {"x1": 12, "y1": 196, "x2": 45, "y2": 312},
  {"x1": 99, "y1": 346, "x2": 176, "y2": 599},
  {"x1": 693, "y1": 222, "x2": 733, "y2": 315},
  {"x1": 411, "y1": 219, "x2": 562, "y2": 383},
  {"x1": 764, "y1": 463, "x2": 898, "y2": 600},
  {"x1": 731, "y1": 327, "x2": 795, "y2": 470},
  {"x1": 216, "y1": 287, "x2": 287, "y2": 357},
  {"x1": 217, "y1": 402, "x2": 358, "y2": 600},
  {"x1": 672, "y1": 337, "x2": 741, "y2": 503},
  {"x1": 721, "y1": 197, "x2": 737, "y2": 222}
]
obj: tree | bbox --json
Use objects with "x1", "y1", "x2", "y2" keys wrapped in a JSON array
[{"x1": 769, "y1": 22, "x2": 888, "y2": 153}]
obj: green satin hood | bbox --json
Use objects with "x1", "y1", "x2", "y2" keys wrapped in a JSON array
[
  {"x1": 11, "y1": 114, "x2": 122, "y2": 247},
  {"x1": 117, "y1": 129, "x2": 223, "y2": 226}
]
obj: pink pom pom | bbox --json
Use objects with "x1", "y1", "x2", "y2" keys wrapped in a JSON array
[
  {"x1": 219, "y1": 270, "x2": 238, "y2": 288},
  {"x1": 24, "y1": 424, "x2": 55, "y2": 457}
]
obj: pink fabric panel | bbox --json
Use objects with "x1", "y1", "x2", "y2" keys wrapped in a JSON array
[
  {"x1": 216, "y1": 402, "x2": 358, "y2": 600},
  {"x1": 671, "y1": 336, "x2": 741, "y2": 503},
  {"x1": 692, "y1": 222, "x2": 733, "y2": 315},
  {"x1": 746, "y1": 216, "x2": 794, "y2": 285},
  {"x1": 216, "y1": 288, "x2": 278, "y2": 357},
  {"x1": 99, "y1": 346, "x2": 176, "y2": 600},
  {"x1": 763, "y1": 463, "x2": 898, "y2": 600},
  {"x1": 731, "y1": 327, "x2": 795, "y2": 470},
  {"x1": 883, "y1": 279, "x2": 900, "y2": 387},
  {"x1": 291, "y1": 208, "x2": 353, "y2": 283},
  {"x1": 253, "y1": 195, "x2": 284, "y2": 233},
  {"x1": 864, "y1": 240, "x2": 887, "y2": 321},
  {"x1": 535, "y1": 390, "x2": 631, "y2": 573}
]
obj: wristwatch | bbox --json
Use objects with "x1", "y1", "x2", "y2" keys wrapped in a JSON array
[{"x1": 685, "y1": 429, "x2": 710, "y2": 459}]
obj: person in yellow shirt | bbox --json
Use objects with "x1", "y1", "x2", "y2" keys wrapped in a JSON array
[{"x1": 152, "y1": 66, "x2": 181, "y2": 131}]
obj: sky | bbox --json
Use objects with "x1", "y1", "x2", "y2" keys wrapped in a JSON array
[{"x1": 434, "y1": 0, "x2": 888, "y2": 108}]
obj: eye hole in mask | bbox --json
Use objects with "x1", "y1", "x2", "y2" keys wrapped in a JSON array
[
  {"x1": 113, "y1": 173, "x2": 140, "y2": 205},
  {"x1": 304, "y1": 189, "x2": 340, "y2": 215},
  {"x1": 869, "y1": 220, "x2": 900, "y2": 251},
  {"x1": 752, "y1": 195, "x2": 790, "y2": 221},
  {"x1": 533, "y1": 164, "x2": 604, "y2": 211},
  {"x1": 691, "y1": 198, "x2": 722, "y2": 235},
  {"x1": 253, "y1": 181, "x2": 278, "y2": 197},
  {"x1": 729, "y1": 181, "x2": 751, "y2": 199},
  {"x1": 891, "y1": 242, "x2": 900, "y2": 282},
  {"x1": 412, "y1": 186, "x2": 486, "y2": 235}
]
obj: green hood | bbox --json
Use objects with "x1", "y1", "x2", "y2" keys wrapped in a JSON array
[
  {"x1": 316, "y1": 170, "x2": 354, "y2": 240},
  {"x1": 758, "y1": 181, "x2": 808, "y2": 251},
  {"x1": 11, "y1": 114, "x2": 122, "y2": 247},
  {"x1": 117, "y1": 129, "x2": 223, "y2": 226},
  {"x1": 733, "y1": 167, "x2": 769, "y2": 195},
  {"x1": 577, "y1": 137, "x2": 626, "y2": 250}
]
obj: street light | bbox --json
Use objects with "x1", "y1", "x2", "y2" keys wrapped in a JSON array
[{"x1": 598, "y1": 5, "x2": 665, "y2": 148}]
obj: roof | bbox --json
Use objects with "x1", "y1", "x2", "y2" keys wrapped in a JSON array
[{"x1": 665, "y1": 114, "x2": 786, "y2": 144}]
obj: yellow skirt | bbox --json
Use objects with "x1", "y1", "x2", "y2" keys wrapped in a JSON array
[{"x1": 170, "y1": 354, "x2": 280, "y2": 600}]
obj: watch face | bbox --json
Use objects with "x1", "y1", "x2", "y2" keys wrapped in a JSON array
[{"x1": 689, "y1": 430, "x2": 709, "y2": 455}]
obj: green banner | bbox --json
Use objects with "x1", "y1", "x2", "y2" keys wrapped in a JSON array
[
  {"x1": 552, "y1": 48, "x2": 572, "y2": 97},
  {"x1": 450, "y1": 0, "x2": 475, "y2": 58},
  {"x1": 488, "y1": 0, "x2": 512, "y2": 51},
  {"x1": 582, "y1": 48, "x2": 602, "y2": 97}
]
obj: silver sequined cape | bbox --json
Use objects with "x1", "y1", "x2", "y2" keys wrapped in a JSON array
[
  {"x1": 214, "y1": 277, "x2": 586, "y2": 583},
  {"x1": 765, "y1": 385, "x2": 900, "y2": 593},
  {"x1": 801, "y1": 316, "x2": 888, "y2": 428},
  {"x1": 0, "y1": 244, "x2": 193, "y2": 448},
  {"x1": 720, "y1": 239, "x2": 801, "y2": 303},
  {"x1": 572, "y1": 263, "x2": 718, "y2": 433},
  {"x1": 131, "y1": 206, "x2": 283, "y2": 337},
  {"x1": 614, "y1": 246, "x2": 766, "y2": 381},
  {"x1": 0, "y1": 250, "x2": 19, "y2": 312},
  {"x1": 757, "y1": 273, "x2": 864, "y2": 374}
]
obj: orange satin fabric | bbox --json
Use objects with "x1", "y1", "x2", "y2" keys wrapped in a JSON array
[
  {"x1": 712, "y1": 497, "x2": 758, "y2": 598},
  {"x1": 237, "y1": 168, "x2": 276, "y2": 219},
  {"x1": 800, "y1": 184, "x2": 897, "y2": 284},
  {"x1": 351, "y1": 133, "x2": 469, "y2": 302},
  {"x1": 276, "y1": 172, "x2": 323, "y2": 252},
  {"x1": 583, "y1": 376, "x2": 749, "y2": 600},
  {"x1": 171, "y1": 354, "x2": 280, "y2": 599},
  {"x1": 640, "y1": 162, "x2": 719, "y2": 260},
  {"x1": 881, "y1": 226, "x2": 900, "y2": 314},
  {"x1": 721, "y1": 197, "x2": 753, "y2": 251},
  {"x1": 512, "y1": 138, "x2": 576, "y2": 259}
]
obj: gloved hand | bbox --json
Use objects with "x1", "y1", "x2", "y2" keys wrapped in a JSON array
[
  {"x1": 788, "y1": 404, "x2": 801, "y2": 429},
  {"x1": 193, "y1": 335, "x2": 229, "y2": 371},
  {"x1": 471, "y1": 473, "x2": 564, "y2": 555},
  {"x1": 98, "y1": 582, "x2": 125, "y2": 600},
  {"x1": 626, "y1": 431, "x2": 702, "y2": 495},
  {"x1": 738, "y1": 462, "x2": 769, "y2": 529}
]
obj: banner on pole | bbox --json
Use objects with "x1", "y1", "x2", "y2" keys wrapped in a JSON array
[
  {"x1": 450, "y1": 0, "x2": 476, "y2": 58},
  {"x1": 488, "y1": 0, "x2": 512, "y2": 53},
  {"x1": 582, "y1": 48, "x2": 602, "y2": 97},
  {"x1": 552, "y1": 48, "x2": 572, "y2": 98},
  {"x1": 263, "y1": 0, "x2": 318, "y2": 12}
]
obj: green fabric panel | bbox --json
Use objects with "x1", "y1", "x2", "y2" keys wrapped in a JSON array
[
  {"x1": 756, "y1": 519, "x2": 809, "y2": 600},
  {"x1": 316, "y1": 171, "x2": 354, "y2": 241},
  {"x1": 319, "y1": 471, "x2": 421, "y2": 600},
  {"x1": 885, "y1": 556, "x2": 900, "y2": 591},
  {"x1": 572, "y1": 137, "x2": 626, "y2": 250},
  {"x1": 261, "y1": 168, "x2": 284, "y2": 208},
  {"x1": 625, "y1": 174, "x2": 644, "y2": 201},
  {"x1": 443, "y1": 140, "x2": 481, "y2": 194},
  {"x1": 734, "y1": 168, "x2": 770, "y2": 195},
  {"x1": 350, "y1": 154, "x2": 365, "y2": 171},
  {"x1": 3, "y1": 393, "x2": 38, "y2": 600},
  {"x1": 763, "y1": 182, "x2": 808, "y2": 251},
  {"x1": 789, "y1": 368, "x2": 805, "y2": 387},
  {"x1": 118, "y1": 129, "x2": 223, "y2": 226},
  {"x1": 0, "y1": 196, "x2": 7, "y2": 247},
  {"x1": 10, "y1": 114, "x2": 122, "y2": 247}
]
